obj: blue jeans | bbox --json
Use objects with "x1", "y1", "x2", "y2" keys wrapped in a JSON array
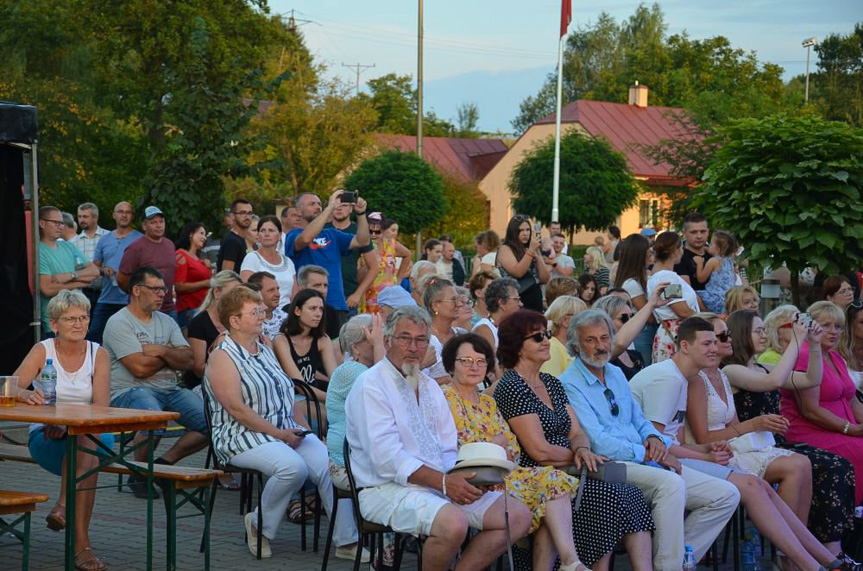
[
  {"x1": 635, "y1": 321, "x2": 659, "y2": 366},
  {"x1": 111, "y1": 386, "x2": 208, "y2": 436},
  {"x1": 29, "y1": 428, "x2": 115, "y2": 477},
  {"x1": 87, "y1": 302, "x2": 125, "y2": 344}
]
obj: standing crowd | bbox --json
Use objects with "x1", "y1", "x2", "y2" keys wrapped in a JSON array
[{"x1": 11, "y1": 195, "x2": 863, "y2": 571}]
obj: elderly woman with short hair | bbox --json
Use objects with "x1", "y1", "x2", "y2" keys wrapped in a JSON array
[
  {"x1": 541, "y1": 296, "x2": 587, "y2": 377},
  {"x1": 472, "y1": 277, "x2": 521, "y2": 354},
  {"x1": 14, "y1": 289, "x2": 114, "y2": 571},
  {"x1": 725, "y1": 285, "x2": 760, "y2": 315},
  {"x1": 409, "y1": 261, "x2": 438, "y2": 306},
  {"x1": 204, "y1": 286, "x2": 354, "y2": 559}
]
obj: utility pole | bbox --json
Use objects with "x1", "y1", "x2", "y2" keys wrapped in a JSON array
[
  {"x1": 341, "y1": 63, "x2": 376, "y2": 96},
  {"x1": 415, "y1": 0, "x2": 424, "y2": 257},
  {"x1": 802, "y1": 37, "x2": 816, "y2": 104}
]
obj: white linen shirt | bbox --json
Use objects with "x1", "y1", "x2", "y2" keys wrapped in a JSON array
[{"x1": 345, "y1": 357, "x2": 459, "y2": 488}]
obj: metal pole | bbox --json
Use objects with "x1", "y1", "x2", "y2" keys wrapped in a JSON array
[
  {"x1": 804, "y1": 45, "x2": 811, "y2": 104},
  {"x1": 551, "y1": 35, "x2": 564, "y2": 224},
  {"x1": 30, "y1": 143, "x2": 41, "y2": 342},
  {"x1": 416, "y1": 0, "x2": 424, "y2": 257}
]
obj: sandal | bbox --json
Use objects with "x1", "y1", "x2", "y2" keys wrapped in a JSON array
[
  {"x1": 286, "y1": 497, "x2": 316, "y2": 524},
  {"x1": 75, "y1": 547, "x2": 107, "y2": 571},
  {"x1": 46, "y1": 502, "x2": 66, "y2": 531},
  {"x1": 560, "y1": 561, "x2": 589, "y2": 571},
  {"x1": 217, "y1": 474, "x2": 241, "y2": 490}
]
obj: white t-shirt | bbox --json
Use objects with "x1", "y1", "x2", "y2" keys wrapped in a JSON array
[
  {"x1": 622, "y1": 277, "x2": 646, "y2": 300},
  {"x1": 240, "y1": 250, "x2": 296, "y2": 309},
  {"x1": 629, "y1": 359, "x2": 688, "y2": 444},
  {"x1": 480, "y1": 252, "x2": 497, "y2": 268},
  {"x1": 435, "y1": 259, "x2": 454, "y2": 281},
  {"x1": 551, "y1": 254, "x2": 575, "y2": 279},
  {"x1": 647, "y1": 270, "x2": 700, "y2": 321}
]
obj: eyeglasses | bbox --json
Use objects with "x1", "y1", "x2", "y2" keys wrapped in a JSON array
[
  {"x1": 604, "y1": 388, "x2": 620, "y2": 416},
  {"x1": 392, "y1": 335, "x2": 430, "y2": 349},
  {"x1": 823, "y1": 323, "x2": 845, "y2": 332},
  {"x1": 524, "y1": 330, "x2": 552, "y2": 343},
  {"x1": 753, "y1": 327, "x2": 767, "y2": 336},
  {"x1": 618, "y1": 313, "x2": 632, "y2": 324},
  {"x1": 439, "y1": 297, "x2": 463, "y2": 307},
  {"x1": 114, "y1": 209, "x2": 133, "y2": 215},
  {"x1": 236, "y1": 308, "x2": 266, "y2": 319},
  {"x1": 41, "y1": 219, "x2": 65, "y2": 227},
  {"x1": 58, "y1": 315, "x2": 90, "y2": 325},
  {"x1": 716, "y1": 332, "x2": 732, "y2": 343},
  {"x1": 507, "y1": 296, "x2": 522, "y2": 303},
  {"x1": 370, "y1": 230, "x2": 382, "y2": 236},
  {"x1": 138, "y1": 284, "x2": 168, "y2": 294},
  {"x1": 232, "y1": 210, "x2": 253, "y2": 217},
  {"x1": 513, "y1": 215, "x2": 530, "y2": 222},
  {"x1": 455, "y1": 357, "x2": 488, "y2": 368}
]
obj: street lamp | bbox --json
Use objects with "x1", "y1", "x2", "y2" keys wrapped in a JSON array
[{"x1": 802, "y1": 37, "x2": 816, "y2": 104}]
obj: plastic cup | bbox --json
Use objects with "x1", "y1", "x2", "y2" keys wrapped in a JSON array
[{"x1": 0, "y1": 376, "x2": 18, "y2": 407}]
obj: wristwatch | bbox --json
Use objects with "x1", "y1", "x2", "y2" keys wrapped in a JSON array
[{"x1": 71, "y1": 271, "x2": 77, "y2": 282}]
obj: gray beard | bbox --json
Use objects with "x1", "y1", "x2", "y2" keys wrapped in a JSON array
[
  {"x1": 582, "y1": 353, "x2": 610, "y2": 369},
  {"x1": 402, "y1": 362, "x2": 421, "y2": 390}
]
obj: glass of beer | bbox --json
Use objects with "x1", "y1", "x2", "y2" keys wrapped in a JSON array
[{"x1": 0, "y1": 376, "x2": 18, "y2": 407}]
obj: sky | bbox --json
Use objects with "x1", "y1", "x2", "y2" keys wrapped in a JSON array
[{"x1": 268, "y1": 1, "x2": 860, "y2": 134}]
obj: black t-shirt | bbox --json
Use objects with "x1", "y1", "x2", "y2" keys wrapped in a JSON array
[
  {"x1": 217, "y1": 231, "x2": 247, "y2": 272},
  {"x1": 673, "y1": 247, "x2": 713, "y2": 291},
  {"x1": 324, "y1": 220, "x2": 373, "y2": 297},
  {"x1": 183, "y1": 311, "x2": 220, "y2": 388}
]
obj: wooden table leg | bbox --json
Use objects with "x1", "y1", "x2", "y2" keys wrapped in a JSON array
[{"x1": 64, "y1": 434, "x2": 78, "y2": 571}]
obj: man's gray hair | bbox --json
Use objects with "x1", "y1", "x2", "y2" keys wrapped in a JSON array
[
  {"x1": 78, "y1": 202, "x2": 99, "y2": 217},
  {"x1": 410, "y1": 260, "x2": 436, "y2": 280},
  {"x1": 339, "y1": 314, "x2": 372, "y2": 354},
  {"x1": 565, "y1": 309, "x2": 615, "y2": 357},
  {"x1": 61, "y1": 212, "x2": 76, "y2": 229},
  {"x1": 384, "y1": 305, "x2": 431, "y2": 339},
  {"x1": 297, "y1": 264, "x2": 328, "y2": 287}
]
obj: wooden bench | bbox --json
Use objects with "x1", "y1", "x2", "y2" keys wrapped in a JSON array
[
  {"x1": 0, "y1": 442, "x2": 221, "y2": 571},
  {"x1": 0, "y1": 489, "x2": 50, "y2": 570}
]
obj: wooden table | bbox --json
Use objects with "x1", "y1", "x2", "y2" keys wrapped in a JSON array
[{"x1": 0, "y1": 403, "x2": 179, "y2": 571}]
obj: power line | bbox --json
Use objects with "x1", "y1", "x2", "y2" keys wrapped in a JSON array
[{"x1": 342, "y1": 62, "x2": 376, "y2": 95}]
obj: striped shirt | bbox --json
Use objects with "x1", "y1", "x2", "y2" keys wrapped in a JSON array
[{"x1": 203, "y1": 335, "x2": 300, "y2": 464}]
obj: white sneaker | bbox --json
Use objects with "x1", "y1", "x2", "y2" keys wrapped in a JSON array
[
  {"x1": 244, "y1": 512, "x2": 272, "y2": 558},
  {"x1": 335, "y1": 544, "x2": 370, "y2": 563}
]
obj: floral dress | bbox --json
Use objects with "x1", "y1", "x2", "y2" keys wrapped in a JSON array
[
  {"x1": 361, "y1": 239, "x2": 398, "y2": 314},
  {"x1": 442, "y1": 386, "x2": 577, "y2": 534},
  {"x1": 494, "y1": 370, "x2": 655, "y2": 567},
  {"x1": 734, "y1": 364, "x2": 855, "y2": 543}
]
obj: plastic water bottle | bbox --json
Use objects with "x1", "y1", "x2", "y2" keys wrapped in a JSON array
[
  {"x1": 741, "y1": 531, "x2": 762, "y2": 570},
  {"x1": 40, "y1": 359, "x2": 57, "y2": 406},
  {"x1": 682, "y1": 545, "x2": 697, "y2": 570}
]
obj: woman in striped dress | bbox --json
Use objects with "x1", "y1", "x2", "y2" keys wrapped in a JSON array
[{"x1": 203, "y1": 285, "x2": 357, "y2": 559}]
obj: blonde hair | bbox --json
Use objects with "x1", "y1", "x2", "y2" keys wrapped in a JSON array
[
  {"x1": 47, "y1": 289, "x2": 90, "y2": 320},
  {"x1": 585, "y1": 246, "x2": 608, "y2": 271},
  {"x1": 808, "y1": 300, "x2": 846, "y2": 329},
  {"x1": 545, "y1": 295, "x2": 587, "y2": 335},
  {"x1": 693, "y1": 312, "x2": 721, "y2": 323},
  {"x1": 198, "y1": 270, "x2": 242, "y2": 315},
  {"x1": 763, "y1": 304, "x2": 799, "y2": 354},
  {"x1": 725, "y1": 286, "x2": 759, "y2": 315},
  {"x1": 216, "y1": 285, "x2": 262, "y2": 330}
]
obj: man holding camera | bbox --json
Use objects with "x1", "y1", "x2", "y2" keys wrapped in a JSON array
[
  {"x1": 285, "y1": 191, "x2": 371, "y2": 327},
  {"x1": 324, "y1": 198, "x2": 378, "y2": 315}
]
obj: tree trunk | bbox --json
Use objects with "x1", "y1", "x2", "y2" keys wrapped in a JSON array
[{"x1": 790, "y1": 269, "x2": 801, "y2": 309}]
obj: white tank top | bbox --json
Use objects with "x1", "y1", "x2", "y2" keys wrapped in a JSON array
[
  {"x1": 30, "y1": 339, "x2": 98, "y2": 433},
  {"x1": 472, "y1": 318, "x2": 498, "y2": 347}
]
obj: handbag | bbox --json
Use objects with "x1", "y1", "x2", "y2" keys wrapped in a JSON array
[
  {"x1": 728, "y1": 431, "x2": 775, "y2": 454},
  {"x1": 568, "y1": 462, "x2": 627, "y2": 512}
]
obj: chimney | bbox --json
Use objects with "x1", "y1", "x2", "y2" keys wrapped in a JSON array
[{"x1": 628, "y1": 81, "x2": 648, "y2": 108}]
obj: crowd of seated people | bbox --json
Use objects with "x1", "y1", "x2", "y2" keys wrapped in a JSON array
[{"x1": 16, "y1": 201, "x2": 863, "y2": 570}]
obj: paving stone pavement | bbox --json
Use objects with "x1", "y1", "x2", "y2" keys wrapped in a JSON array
[{"x1": 1, "y1": 429, "x2": 757, "y2": 570}]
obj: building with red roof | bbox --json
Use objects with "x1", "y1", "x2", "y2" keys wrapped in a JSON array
[
  {"x1": 374, "y1": 134, "x2": 508, "y2": 184},
  {"x1": 480, "y1": 84, "x2": 700, "y2": 241}
]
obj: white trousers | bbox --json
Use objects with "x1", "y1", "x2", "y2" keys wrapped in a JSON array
[
  {"x1": 624, "y1": 462, "x2": 740, "y2": 571},
  {"x1": 231, "y1": 437, "x2": 357, "y2": 546}
]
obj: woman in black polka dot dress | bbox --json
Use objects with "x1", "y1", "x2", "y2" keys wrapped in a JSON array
[{"x1": 494, "y1": 310, "x2": 655, "y2": 570}]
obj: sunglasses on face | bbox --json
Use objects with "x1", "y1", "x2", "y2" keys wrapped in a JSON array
[
  {"x1": 618, "y1": 312, "x2": 632, "y2": 324},
  {"x1": 604, "y1": 388, "x2": 620, "y2": 416},
  {"x1": 850, "y1": 300, "x2": 863, "y2": 309},
  {"x1": 524, "y1": 330, "x2": 553, "y2": 343},
  {"x1": 716, "y1": 332, "x2": 732, "y2": 343}
]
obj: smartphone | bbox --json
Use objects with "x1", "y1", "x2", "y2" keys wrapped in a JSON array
[
  {"x1": 541, "y1": 249, "x2": 552, "y2": 257},
  {"x1": 297, "y1": 429, "x2": 314, "y2": 437},
  {"x1": 340, "y1": 191, "x2": 357, "y2": 204},
  {"x1": 533, "y1": 222, "x2": 542, "y2": 234},
  {"x1": 662, "y1": 284, "x2": 683, "y2": 300}
]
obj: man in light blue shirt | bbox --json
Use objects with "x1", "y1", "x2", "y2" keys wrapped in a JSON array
[{"x1": 559, "y1": 310, "x2": 738, "y2": 571}]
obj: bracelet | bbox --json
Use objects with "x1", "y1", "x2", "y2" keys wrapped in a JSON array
[
  {"x1": 355, "y1": 210, "x2": 367, "y2": 216},
  {"x1": 524, "y1": 250, "x2": 535, "y2": 258},
  {"x1": 731, "y1": 424, "x2": 741, "y2": 436},
  {"x1": 843, "y1": 421, "x2": 850, "y2": 434},
  {"x1": 442, "y1": 473, "x2": 447, "y2": 497}
]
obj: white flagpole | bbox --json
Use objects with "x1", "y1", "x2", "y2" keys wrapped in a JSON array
[{"x1": 551, "y1": 34, "x2": 564, "y2": 224}]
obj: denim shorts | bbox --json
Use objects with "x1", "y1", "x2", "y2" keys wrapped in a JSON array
[
  {"x1": 29, "y1": 428, "x2": 115, "y2": 477},
  {"x1": 111, "y1": 386, "x2": 208, "y2": 436}
]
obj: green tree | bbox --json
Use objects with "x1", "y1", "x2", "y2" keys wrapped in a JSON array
[
  {"x1": 425, "y1": 174, "x2": 489, "y2": 247},
  {"x1": 361, "y1": 73, "x2": 457, "y2": 137},
  {"x1": 693, "y1": 114, "x2": 863, "y2": 304},
  {"x1": 344, "y1": 151, "x2": 446, "y2": 234},
  {"x1": 509, "y1": 131, "x2": 639, "y2": 233},
  {"x1": 512, "y1": 3, "x2": 788, "y2": 133},
  {"x1": 456, "y1": 102, "x2": 480, "y2": 138},
  {"x1": 809, "y1": 24, "x2": 863, "y2": 126}
]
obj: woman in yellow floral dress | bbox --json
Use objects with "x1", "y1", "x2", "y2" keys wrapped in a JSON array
[
  {"x1": 441, "y1": 333, "x2": 587, "y2": 571},
  {"x1": 361, "y1": 215, "x2": 412, "y2": 313}
]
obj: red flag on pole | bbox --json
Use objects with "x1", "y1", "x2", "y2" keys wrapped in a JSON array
[{"x1": 560, "y1": 0, "x2": 572, "y2": 38}]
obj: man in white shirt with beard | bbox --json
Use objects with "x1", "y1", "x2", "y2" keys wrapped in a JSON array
[{"x1": 345, "y1": 306, "x2": 530, "y2": 571}]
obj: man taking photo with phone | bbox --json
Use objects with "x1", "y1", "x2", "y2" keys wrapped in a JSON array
[{"x1": 285, "y1": 190, "x2": 371, "y2": 329}]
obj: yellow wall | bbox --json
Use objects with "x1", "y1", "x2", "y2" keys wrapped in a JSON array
[{"x1": 478, "y1": 123, "x2": 663, "y2": 245}]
